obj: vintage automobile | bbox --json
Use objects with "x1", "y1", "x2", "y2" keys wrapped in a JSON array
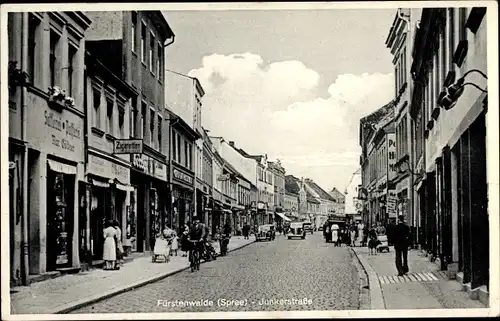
[
  {"x1": 255, "y1": 224, "x2": 276, "y2": 241},
  {"x1": 303, "y1": 221, "x2": 313, "y2": 234},
  {"x1": 288, "y1": 222, "x2": 306, "y2": 239}
]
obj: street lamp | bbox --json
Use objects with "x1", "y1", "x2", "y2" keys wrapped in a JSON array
[{"x1": 439, "y1": 69, "x2": 488, "y2": 110}]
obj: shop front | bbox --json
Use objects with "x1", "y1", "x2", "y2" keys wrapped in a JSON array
[
  {"x1": 130, "y1": 153, "x2": 168, "y2": 252},
  {"x1": 24, "y1": 90, "x2": 85, "y2": 275},
  {"x1": 86, "y1": 152, "x2": 132, "y2": 262},
  {"x1": 170, "y1": 164, "x2": 195, "y2": 234}
]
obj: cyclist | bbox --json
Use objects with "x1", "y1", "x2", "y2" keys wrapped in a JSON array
[{"x1": 188, "y1": 218, "x2": 205, "y2": 265}]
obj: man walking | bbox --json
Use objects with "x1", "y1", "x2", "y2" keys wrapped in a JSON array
[{"x1": 393, "y1": 215, "x2": 411, "y2": 276}]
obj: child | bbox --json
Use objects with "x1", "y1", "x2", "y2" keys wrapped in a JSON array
[{"x1": 171, "y1": 231, "x2": 179, "y2": 256}]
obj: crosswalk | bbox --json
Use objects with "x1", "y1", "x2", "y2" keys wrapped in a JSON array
[{"x1": 378, "y1": 271, "x2": 447, "y2": 284}]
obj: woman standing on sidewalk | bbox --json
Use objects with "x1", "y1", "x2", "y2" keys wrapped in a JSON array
[
  {"x1": 103, "y1": 220, "x2": 117, "y2": 270},
  {"x1": 113, "y1": 220, "x2": 124, "y2": 268}
]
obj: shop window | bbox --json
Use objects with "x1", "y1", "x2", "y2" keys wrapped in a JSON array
[
  {"x1": 49, "y1": 30, "x2": 60, "y2": 87},
  {"x1": 131, "y1": 12, "x2": 137, "y2": 52},
  {"x1": 92, "y1": 88, "x2": 101, "y2": 129},
  {"x1": 106, "y1": 97, "x2": 114, "y2": 135},
  {"x1": 68, "y1": 45, "x2": 77, "y2": 97}
]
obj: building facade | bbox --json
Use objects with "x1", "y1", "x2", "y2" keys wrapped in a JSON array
[
  {"x1": 8, "y1": 11, "x2": 91, "y2": 285},
  {"x1": 268, "y1": 160, "x2": 287, "y2": 227},
  {"x1": 410, "y1": 7, "x2": 489, "y2": 299},
  {"x1": 83, "y1": 11, "x2": 174, "y2": 251},
  {"x1": 83, "y1": 50, "x2": 137, "y2": 265},
  {"x1": 303, "y1": 179, "x2": 335, "y2": 229},
  {"x1": 329, "y1": 187, "x2": 346, "y2": 216}
]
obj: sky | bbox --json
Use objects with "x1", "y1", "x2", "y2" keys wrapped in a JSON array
[{"x1": 163, "y1": 9, "x2": 396, "y2": 210}]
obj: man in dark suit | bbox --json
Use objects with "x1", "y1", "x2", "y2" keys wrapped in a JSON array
[{"x1": 393, "y1": 215, "x2": 411, "y2": 276}]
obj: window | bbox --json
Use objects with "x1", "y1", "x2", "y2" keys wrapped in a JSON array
[
  {"x1": 395, "y1": 65, "x2": 399, "y2": 96},
  {"x1": 188, "y1": 144, "x2": 193, "y2": 170},
  {"x1": 68, "y1": 45, "x2": 77, "y2": 97},
  {"x1": 118, "y1": 108, "x2": 125, "y2": 138},
  {"x1": 92, "y1": 88, "x2": 101, "y2": 129},
  {"x1": 141, "y1": 101, "x2": 147, "y2": 139},
  {"x1": 49, "y1": 31, "x2": 60, "y2": 87},
  {"x1": 130, "y1": 98, "x2": 137, "y2": 137},
  {"x1": 150, "y1": 108, "x2": 155, "y2": 146},
  {"x1": 177, "y1": 134, "x2": 181, "y2": 162},
  {"x1": 131, "y1": 12, "x2": 137, "y2": 52},
  {"x1": 448, "y1": 9, "x2": 455, "y2": 71},
  {"x1": 157, "y1": 115, "x2": 162, "y2": 152},
  {"x1": 141, "y1": 22, "x2": 146, "y2": 63},
  {"x1": 184, "y1": 141, "x2": 189, "y2": 167},
  {"x1": 157, "y1": 42, "x2": 162, "y2": 79},
  {"x1": 28, "y1": 14, "x2": 40, "y2": 85},
  {"x1": 172, "y1": 131, "x2": 177, "y2": 162},
  {"x1": 149, "y1": 33, "x2": 155, "y2": 72},
  {"x1": 106, "y1": 97, "x2": 114, "y2": 135}
]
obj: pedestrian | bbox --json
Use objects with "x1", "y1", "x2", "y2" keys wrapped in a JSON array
[
  {"x1": 103, "y1": 220, "x2": 117, "y2": 270},
  {"x1": 242, "y1": 224, "x2": 249, "y2": 239},
  {"x1": 171, "y1": 230, "x2": 179, "y2": 256},
  {"x1": 113, "y1": 220, "x2": 124, "y2": 268},
  {"x1": 393, "y1": 215, "x2": 411, "y2": 276},
  {"x1": 350, "y1": 226, "x2": 357, "y2": 247},
  {"x1": 180, "y1": 228, "x2": 189, "y2": 257},
  {"x1": 386, "y1": 218, "x2": 397, "y2": 246}
]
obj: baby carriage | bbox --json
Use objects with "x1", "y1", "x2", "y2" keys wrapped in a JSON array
[
  {"x1": 152, "y1": 234, "x2": 171, "y2": 263},
  {"x1": 377, "y1": 234, "x2": 390, "y2": 253}
]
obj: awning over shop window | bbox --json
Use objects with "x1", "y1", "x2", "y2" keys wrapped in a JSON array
[
  {"x1": 47, "y1": 159, "x2": 77, "y2": 175},
  {"x1": 275, "y1": 212, "x2": 291, "y2": 222},
  {"x1": 90, "y1": 177, "x2": 110, "y2": 188},
  {"x1": 223, "y1": 209, "x2": 232, "y2": 214},
  {"x1": 115, "y1": 182, "x2": 134, "y2": 192}
]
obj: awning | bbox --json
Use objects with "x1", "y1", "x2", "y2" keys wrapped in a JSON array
[
  {"x1": 115, "y1": 182, "x2": 134, "y2": 192},
  {"x1": 92, "y1": 180, "x2": 110, "y2": 188},
  {"x1": 223, "y1": 209, "x2": 232, "y2": 214},
  {"x1": 275, "y1": 212, "x2": 291, "y2": 222},
  {"x1": 48, "y1": 159, "x2": 77, "y2": 175}
]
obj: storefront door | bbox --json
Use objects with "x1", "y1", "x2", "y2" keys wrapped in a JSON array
[
  {"x1": 47, "y1": 170, "x2": 75, "y2": 271},
  {"x1": 90, "y1": 186, "x2": 107, "y2": 260}
]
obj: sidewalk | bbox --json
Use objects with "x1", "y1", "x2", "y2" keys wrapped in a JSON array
[
  {"x1": 10, "y1": 237, "x2": 254, "y2": 315},
  {"x1": 352, "y1": 246, "x2": 487, "y2": 310}
]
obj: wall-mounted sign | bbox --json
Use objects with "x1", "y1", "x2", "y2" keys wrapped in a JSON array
[
  {"x1": 387, "y1": 133, "x2": 397, "y2": 181},
  {"x1": 387, "y1": 190, "x2": 397, "y2": 218},
  {"x1": 88, "y1": 154, "x2": 130, "y2": 183},
  {"x1": 217, "y1": 174, "x2": 230, "y2": 181},
  {"x1": 132, "y1": 154, "x2": 167, "y2": 181},
  {"x1": 173, "y1": 168, "x2": 194, "y2": 186},
  {"x1": 114, "y1": 139, "x2": 143, "y2": 154}
]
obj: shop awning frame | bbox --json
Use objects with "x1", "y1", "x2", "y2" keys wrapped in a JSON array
[
  {"x1": 47, "y1": 159, "x2": 77, "y2": 175},
  {"x1": 275, "y1": 212, "x2": 291, "y2": 222}
]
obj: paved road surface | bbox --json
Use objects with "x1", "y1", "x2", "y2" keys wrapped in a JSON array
[{"x1": 72, "y1": 233, "x2": 361, "y2": 313}]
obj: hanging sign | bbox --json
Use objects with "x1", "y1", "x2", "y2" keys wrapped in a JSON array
[{"x1": 114, "y1": 139, "x2": 143, "y2": 154}]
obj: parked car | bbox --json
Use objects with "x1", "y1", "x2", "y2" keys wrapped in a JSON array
[{"x1": 255, "y1": 224, "x2": 276, "y2": 241}]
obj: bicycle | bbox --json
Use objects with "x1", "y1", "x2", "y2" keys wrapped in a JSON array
[{"x1": 188, "y1": 239, "x2": 202, "y2": 272}]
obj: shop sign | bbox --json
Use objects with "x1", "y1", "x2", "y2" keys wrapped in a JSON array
[
  {"x1": 132, "y1": 154, "x2": 167, "y2": 181},
  {"x1": 27, "y1": 101, "x2": 84, "y2": 161},
  {"x1": 88, "y1": 154, "x2": 130, "y2": 183},
  {"x1": 387, "y1": 190, "x2": 397, "y2": 218},
  {"x1": 173, "y1": 168, "x2": 194, "y2": 185},
  {"x1": 387, "y1": 133, "x2": 397, "y2": 181},
  {"x1": 114, "y1": 139, "x2": 143, "y2": 154}
]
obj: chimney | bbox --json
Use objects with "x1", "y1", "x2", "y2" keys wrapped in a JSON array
[{"x1": 229, "y1": 141, "x2": 235, "y2": 147}]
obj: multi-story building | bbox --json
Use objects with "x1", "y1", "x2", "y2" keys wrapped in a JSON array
[
  {"x1": 8, "y1": 11, "x2": 91, "y2": 285},
  {"x1": 285, "y1": 175, "x2": 319, "y2": 222},
  {"x1": 200, "y1": 128, "x2": 214, "y2": 228},
  {"x1": 267, "y1": 160, "x2": 287, "y2": 226},
  {"x1": 164, "y1": 71, "x2": 207, "y2": 226},
  {"x1": 302, "y1": 179, "x2": 335, "y2": 229},
  {"x1": 359, "y1": 101, "x2": 396, "y2": 228},
  {"x1": 410, "y1": 7, "x2": 489, "y2": 303},
  {"x1": 83, "y1": 11, "x2": 175, "y2": 251},
  {"x1": 283, "y1": 191, "x2": 300, "y2": 220},
  {"x1": 385, "y1": 8, "x2": 420, "y2": 242},
  {"x1": 329, "y1": 187, "x2": 346, "y2": 216},
  {"x1": 83, "y1": 48, "x2": 138, "y2": 266}
]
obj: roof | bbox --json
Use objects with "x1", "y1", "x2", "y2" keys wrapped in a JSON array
[
  {"x1": 305, "y1": 179, "x2": 335, "y2": 201},
  {"x1": 359, "y1": 100, "x2": 395, "y2": 146},
  {"x1": 285, "y1": 175, "x2": 300, "y2": 195},
  {"x1": 307, "y1": 196, "x2": 321, "y2": 204}
]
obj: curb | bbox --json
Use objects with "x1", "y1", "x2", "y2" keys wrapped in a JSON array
[
  {"x1": 351, "y1": 248, "x2": 386, "y2": 310},
  {"x1": 54, "y1": 240, "x2": 255, "y2": 314}
]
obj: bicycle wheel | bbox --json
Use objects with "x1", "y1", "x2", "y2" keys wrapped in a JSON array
[{"x1": 195, "y1": 250, "x2": 200, "y2": 270}]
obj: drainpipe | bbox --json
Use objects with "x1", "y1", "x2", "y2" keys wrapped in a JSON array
[{"x1": 21, "y1": 12, "x2": 30, "y2": 286}]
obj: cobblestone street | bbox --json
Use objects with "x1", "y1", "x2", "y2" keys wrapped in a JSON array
[{"x1": 72, "y1": 234, "x2": 361, "y2": 313}]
